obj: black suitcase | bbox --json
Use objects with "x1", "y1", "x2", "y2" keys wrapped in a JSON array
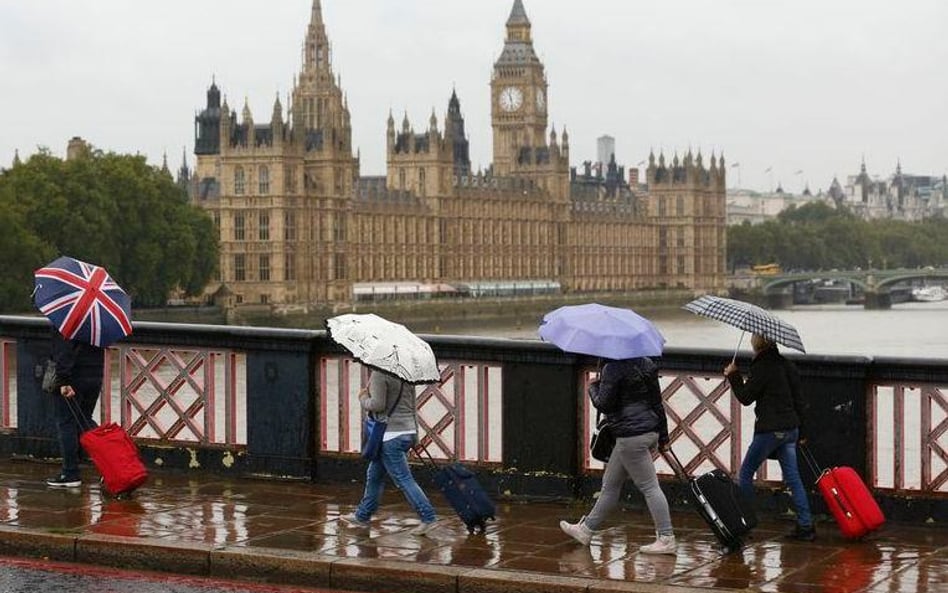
[
  {"x1": 417, "y1": 445, "x2": 495, "y2": 534},
  {"x1": 667, "y1": 449, "x2": 756, "y2": 553}
]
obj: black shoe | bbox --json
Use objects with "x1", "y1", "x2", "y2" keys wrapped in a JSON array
[
  {"x1": 46, "y1": 474, "x2": 81, "y2": 488},
  {"x1": 785, "y1": 524, "x2": 816, "y2": 542}
]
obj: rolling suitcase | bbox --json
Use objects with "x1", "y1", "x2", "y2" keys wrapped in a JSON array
[
  {"x1": 801, "y1": 447, "x2": 884, "y2": 539},
  {"x1": 69, "y1": 399, "x2": 148, "y2": 496},
  {"x1": 667, "y1": 449, "x2": 756, "y2": 553},
  {"x1": 417, "y1": 443, "x2": 495, "y2": 534}
]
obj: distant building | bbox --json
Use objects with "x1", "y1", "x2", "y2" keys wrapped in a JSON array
[
  {"x1": 727, "y1": 187, "x2": 823, "y2": 225},
  {"x1": 833, "y1": 159, "x2": 947, "y2": 221},
  {"x1": 596, "y1": 135, "x2": 615, "y2": 172},
  {"x1": 187, "y1": 0, "x2": 727, "y2": 306}
]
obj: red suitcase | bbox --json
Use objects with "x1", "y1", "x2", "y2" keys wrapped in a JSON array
[
  {"x1": 80, "y1": 423, "x2": 149, "y2": 496},
  {"x1": 815, "y1": 466, "x2": 884, "y2": 539}
]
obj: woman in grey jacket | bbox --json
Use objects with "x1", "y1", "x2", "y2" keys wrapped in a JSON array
[
  {"x1": 560, "y1": 357, "x2": 677, "y2": 554},
  {"x1": 341, "y1": 370, "x2": 438, "y2": 535}
]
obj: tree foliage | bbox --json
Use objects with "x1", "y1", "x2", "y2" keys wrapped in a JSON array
[
  {"x1": 728, "y1": 201, "x2": 948, "y2": 271},
  {"x1": 0, "y1": 148, "x2": 218, "y2": 312}
]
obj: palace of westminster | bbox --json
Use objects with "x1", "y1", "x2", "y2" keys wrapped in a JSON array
[{"x1": 186, "y1": 0, "x2": 727, "y2": 306}]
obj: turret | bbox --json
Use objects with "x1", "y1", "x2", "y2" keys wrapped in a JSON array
[
  {"x1": 271, "y1": 94, "x2": 284, "y2": 144},
  {"x1": 386, "y1": 110, "x2": 396, "y2": 152},
  {"x1": 242, "y1": 99, "x2": 255, "y2": 147}
]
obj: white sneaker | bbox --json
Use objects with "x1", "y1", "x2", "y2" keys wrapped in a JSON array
[
  {"x1": 639, "y1": 533, "x2": 677, "y2": 555},
  {"x1": 339, "y1": 512, "x2": 370, "y2": 528},
  {"x1": 408, "y1": 519, "x2": 438, "y2": 536},
  {"x1": 559, "y1": 516, "x2": 593, "y2": 546}
]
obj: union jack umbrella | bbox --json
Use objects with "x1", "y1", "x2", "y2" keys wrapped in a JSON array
[
  {"x1": 33, "y1": 256, "x2": 133, "y2": 348},
  {"x1": 683, "y1": 295, "x2": 805, "y2": 355}
]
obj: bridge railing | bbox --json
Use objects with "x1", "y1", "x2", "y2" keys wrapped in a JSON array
[{"x1": 0, "y1": 315, "x2": 944, "y2": 520}]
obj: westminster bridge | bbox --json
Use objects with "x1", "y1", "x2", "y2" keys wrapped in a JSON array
[{"x1": 736, "y1": 267, "x2": 948, "y2": 309}]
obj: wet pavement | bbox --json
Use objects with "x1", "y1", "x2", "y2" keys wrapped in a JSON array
[{"x1": 0, "y1": 457, "x2": 945, "y2": 593}]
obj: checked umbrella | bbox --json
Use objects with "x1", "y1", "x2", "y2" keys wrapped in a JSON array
[{"x1": 683, "y1": 295, "x2": 805, "y2": 355}]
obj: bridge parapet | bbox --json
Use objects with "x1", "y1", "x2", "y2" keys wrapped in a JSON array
[{"x1": 0, "y1": 315, "x2": 945, "y2": 522}]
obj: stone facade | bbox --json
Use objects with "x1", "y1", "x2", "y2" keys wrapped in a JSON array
[{"x1": 188, "y1": 0, "x2": 727, "y2": 306}]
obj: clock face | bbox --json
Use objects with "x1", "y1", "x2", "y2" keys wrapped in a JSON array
[
  {"x1": 535, "y1": 89, "x2": 546, "y2": 111},
  {"x1": 499, "y1": 86, "x2": 523, "y2": 112}
]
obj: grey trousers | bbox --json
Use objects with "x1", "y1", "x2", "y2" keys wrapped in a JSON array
[{"x1": 584, "y1": 431, "x2": 674, "y2": 535}]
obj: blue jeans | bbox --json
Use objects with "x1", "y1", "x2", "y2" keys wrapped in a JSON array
[
  {"x1": 739, "y1": 428, "x2": 812, "y2": 528},
  {"x1": 354, "y1": 434, "x2": 436, "y2": 523}
]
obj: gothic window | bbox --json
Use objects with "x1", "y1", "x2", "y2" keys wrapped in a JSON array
[
  {"x1": 212, "y1": 212, "x2": 220, "y2": 230},
  {"x1": 658, "y1": 228, "x2": 667, "y2": 248},
  {"x1": 334, "y1": 255, "x2": 347, "y2": 280},
  {"x1": 676, "y1": 195, "x2": 684, "y2": 216},
  {"x1": 259, "y1": 255, "x2": 270, "y2": 281},
  {"x1": 235, "y1": 167, "x2": 246, "y2": 195},
  {"x1": 419, "y1": 168, "x2": 426, "y2": 197},
  {"x1": 284, "y1": 212, "x2": 297, "y2": 241},
  {"x1": 259, "y1": 212, "x2": 270, "y2": 241},
  {"x1": 259, "y1": 166, "x2": 270, "y2": 195},
  {"x1": 658, "y1": 196, "x2": 666, "y2": 217},
  {"x1": 677, "y1": 227, "x2": 685, "y2": 248},
  {"x1": 677, "y1": 256, "x2": 686, "y2": 275},
  {"x1": 285, "y1": 166, "x2": 297, "y2": 194},
  {"x1": 234, "y1": 254, "x2": 246, "y2": 282},
  {"x1": 333, "y1": 215, "x2": 346, "y2": 242},
  {"x1": 399, "y1": 169, "x2": 407, "y2": 191},
  {"x1": 234, "y1": 213, "x2": 245, "y2": 241},
  {"x1": 285, "y1": 254, "x2": 296, "y2": 281}
]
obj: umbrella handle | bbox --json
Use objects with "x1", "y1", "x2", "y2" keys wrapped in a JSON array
[{"x1": 732, "y1": 330, "x2": 746, "y2": 363}]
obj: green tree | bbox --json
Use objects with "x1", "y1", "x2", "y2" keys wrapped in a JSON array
[{"x1": 0, "y1": 147, "x2": 218, "y2": 312}]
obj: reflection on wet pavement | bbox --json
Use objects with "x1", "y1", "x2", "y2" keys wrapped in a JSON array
[{"x1": 0, "y1": 459, "x2": 946, "y2": 592}]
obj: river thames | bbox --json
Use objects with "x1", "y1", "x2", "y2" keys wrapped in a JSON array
[{"x1": 432, "y1": 300, "x2": 948, "y2": 360}]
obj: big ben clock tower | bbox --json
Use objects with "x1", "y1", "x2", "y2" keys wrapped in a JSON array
[{"x1": 491, "y1": 0, "x2": 549, "y2": 176}]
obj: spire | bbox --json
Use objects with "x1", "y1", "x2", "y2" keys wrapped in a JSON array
[
  {"x1": 429, "y1": 108, "x2": 438, "y2": 131},
  {"x1": 12, "y1": 149, "x2": 21, "y2": 166},
  {"x1": 402, "y1": 111, "x2": 410, "y2": 132},
  {"x1": 272, "y1": 93, "x2": 283, "y2": 123},
  {"x1": 242, "y1": 98, "x2": 253, "y2": 122},
  {"x1": 507, "y1": 0, "x2": 530, "y2": 27},
  {"x1": 310, "y1": 0, "x2": 323, "y2": 26}
]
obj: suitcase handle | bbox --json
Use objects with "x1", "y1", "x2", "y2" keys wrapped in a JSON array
[
  {"x1": 798, "y1": 444, "x2": 824, "y2": 480},
  {"x1": 64, "y1": 395, "x2": 96, "y2": 433},
  {"x1": 664, "y1": 447, "x2": 691, "y2": 481}
]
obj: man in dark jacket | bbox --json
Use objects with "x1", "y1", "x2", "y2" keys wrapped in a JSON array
[
  {"x1": 725, "y1": 333, "x2": 814, "y2": 541},
  {"x1": 47, "y1": 328, "x2": 104, "y2": 487}
]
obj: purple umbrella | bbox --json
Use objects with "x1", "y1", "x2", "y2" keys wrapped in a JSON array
[
  {"x1": 538, "y1": 303, "x2": 665, "y2": 359},
  {"x1": 33, "y1": 256, "x2": 133, "y2": 348}
]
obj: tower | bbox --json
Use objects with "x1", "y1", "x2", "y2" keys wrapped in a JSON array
[{"x1": 490, "y1": 0, "x2": 549, "y2": 176}]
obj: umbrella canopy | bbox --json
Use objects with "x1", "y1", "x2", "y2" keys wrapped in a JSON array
[
  {"x1": 682, "y1": 295, "x2": 805, "y2": 353},
  {"x1": 538, "y1": 303, "x2": 665, "y2": 359},
  {"x1": 33, "y1": 256, "x2": 133, "y2": 348},
  {"x1": 326, "y1": 313, "x2": 440, "y2": 384}
]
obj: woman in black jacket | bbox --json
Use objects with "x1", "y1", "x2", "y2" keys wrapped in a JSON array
[
  {"x1": 47, "y1": 327, "x2": 104, "y2": 488},
  {"x1": 724, "y1": 333, "x2": 814, "y2": 541},
  {"x1": 560, "y1": 357, "x2": 677, "y2": 554}
]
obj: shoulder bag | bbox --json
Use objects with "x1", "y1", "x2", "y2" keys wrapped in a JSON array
[
  {"x1": 361, "y1": 386, "x2": 406, "y2": 461},
  {"x1": 590, "y1": 411, "x2": 616, "y2": 463}
]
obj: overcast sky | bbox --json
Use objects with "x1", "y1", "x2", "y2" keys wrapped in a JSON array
[{"x1": 2, "y1": 0, "x2": 946, "y2": 194}]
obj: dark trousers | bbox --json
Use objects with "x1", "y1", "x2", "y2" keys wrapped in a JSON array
[{"x1": 53, "y1": 379, "x2": 101, "y2": 479}]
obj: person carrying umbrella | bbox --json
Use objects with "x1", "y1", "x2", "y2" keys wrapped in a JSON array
[
  {"x1": 724, "y1": 334, "x2": 815, "y2": 542},
  {"x1": 326, "y1": 314, "x2": 440, "y2": 536},
  {"x1": 540, "y1": 304, "x2": 677, "y2": 554},
  {"x1": 33, "y1": 256, "x2": 133, "y2": 488},
  {"x1": 559, "y1": 355, "x2": 677, "y2": 554},
  {"x1": 46, "y1": 326, "x2": 104, "y2": 488},
  {"x1": 340, "y1": 368, "x2": 439, "y2": 536}
]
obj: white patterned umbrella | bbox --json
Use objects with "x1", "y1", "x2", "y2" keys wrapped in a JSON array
[
  {"x1": 326, "y1": 313, "x2": 440, "y2": 384},
  {"x1": 683, "y1": 295, "x2": 805, "y2": 354}
]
